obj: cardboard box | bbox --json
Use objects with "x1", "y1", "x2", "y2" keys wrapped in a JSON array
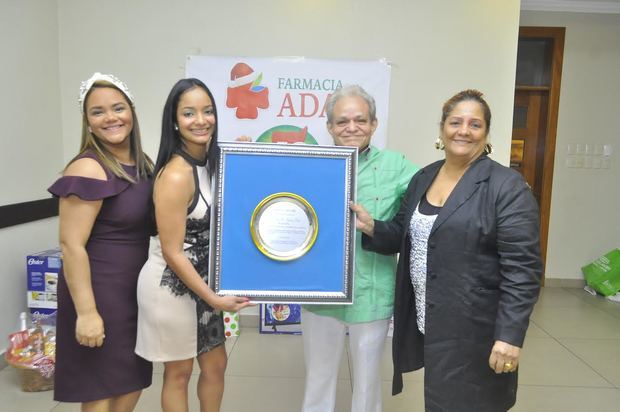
[{"x1": 27, "y1": 249, "x2": 61, "y2": 325}]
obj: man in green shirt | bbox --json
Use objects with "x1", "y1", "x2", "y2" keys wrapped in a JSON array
[{"x1": 302, "y1": 85, "x2": 418, "y2": 412}]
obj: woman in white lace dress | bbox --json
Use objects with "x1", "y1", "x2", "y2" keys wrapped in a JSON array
[{"x1": 136, "y1": 78, "x2": 251, "y2": 412}]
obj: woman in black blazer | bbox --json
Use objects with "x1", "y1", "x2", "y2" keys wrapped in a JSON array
[{"x1": 352, "y1": 90, "x2": 542, "y2": 411}]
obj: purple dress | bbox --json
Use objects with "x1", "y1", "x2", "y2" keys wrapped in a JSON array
[{"x1": 48, "y1": 152, "x2": 153, "y2": 402}]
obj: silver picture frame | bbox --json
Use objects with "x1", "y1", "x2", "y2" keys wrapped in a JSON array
[{"x1": 209, "y1": 142, "x2": 357, "y2": 304}]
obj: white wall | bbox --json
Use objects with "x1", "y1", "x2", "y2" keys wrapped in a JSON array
[
  {"x1": 4, "y1": 0, "x2": 616, "y2": 345},
  {"x1": 0, "y1": 1, "x2": 62, "y2": 347},
  {"x1": 0, "y1": 0, "x2": 521, "y2": 334},
  {"x1": 520, "y1": 11, "x2": 620, "y2": 281},
  {"x1": 57, "y1": 0, "x2": 520, "y2": 166},
  {"x1": 0, "y1": 0, "x2": 63, "y2": 205},
  {"x1": 55, "y1": 0, "x2": 520, "y2": 317}
]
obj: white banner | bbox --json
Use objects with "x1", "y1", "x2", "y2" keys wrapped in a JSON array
[{"x1": 186, "y1": 56, "x2": 391, "y2": 147}]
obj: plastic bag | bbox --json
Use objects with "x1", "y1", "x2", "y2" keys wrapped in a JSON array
[
  {"x1": 582, "y1": 249, "x2": 620, "y2": 296},
  {"x1": 222, "y1": 311, "x2": 240, "y2": 338}
]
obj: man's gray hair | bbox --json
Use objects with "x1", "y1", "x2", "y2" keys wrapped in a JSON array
[{"x1": 325, "y1": 84, "x2": 377, "y2": 124}]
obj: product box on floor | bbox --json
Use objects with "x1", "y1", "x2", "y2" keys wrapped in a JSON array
[
  {"x1": 259, "y1": 303, "x2": 302, "y2": 334},
  {"x1": 27, "y1": 249, "x2": 61, "y2": 326}
]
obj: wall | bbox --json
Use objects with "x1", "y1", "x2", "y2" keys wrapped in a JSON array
[
  {"x1": 0, "y1": 0, "x2": 63, "y2": 205},
  {"x1": 56, "y1": 0, "x2": 520, "y2": 316},
  {"x1": 3, "y1": 0, "x2": 615, "y2": 350},
  {"x1": 57, "y1": 0, "x2": 520, "y2": 166},
  {"x1": 0, "y1": 0, "x2": 63, "y2": 347},
  {"x1": 0, "y1": 0, "x2": 521, "y2": 334},
  {"x1": 520, "y1": 11, "x2": 620, "y2": 281}
]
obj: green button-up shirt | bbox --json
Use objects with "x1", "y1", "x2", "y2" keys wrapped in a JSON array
[{"x1": 306, "y1": 145, "x2": 418, "y2": 323}]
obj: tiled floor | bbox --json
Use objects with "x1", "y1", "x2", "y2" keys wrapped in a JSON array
[{"x1": 1, "y1": 287, "x2": 620, "y2": 411}]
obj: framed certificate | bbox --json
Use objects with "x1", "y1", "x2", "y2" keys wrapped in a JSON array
[{"x1": 209, "y1": 142, "x2": 357, "y2": 304}]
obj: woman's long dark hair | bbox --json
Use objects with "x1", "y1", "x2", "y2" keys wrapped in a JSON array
[{"x1": 153, "y1": 78, "x2": 220, "y2": 179}]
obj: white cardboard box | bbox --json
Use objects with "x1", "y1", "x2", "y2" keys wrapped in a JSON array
[{"x1": 26, "y1": 249, "x2": 61, "y2": 324}]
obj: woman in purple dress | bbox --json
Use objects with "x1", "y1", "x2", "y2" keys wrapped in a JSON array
[{"x1": 48, "y1": 73, "x2": 153, "y2": 411}]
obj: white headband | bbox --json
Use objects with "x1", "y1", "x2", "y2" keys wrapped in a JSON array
[{"x1": 78, "y1": 72, "x2": 134, "y2": 114}]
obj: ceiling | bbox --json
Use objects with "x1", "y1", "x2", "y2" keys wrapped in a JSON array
[{"x1": 521, "y1": 0, "x2": 620, "y2": 13}]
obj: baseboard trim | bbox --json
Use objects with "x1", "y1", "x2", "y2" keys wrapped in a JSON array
[
  {"x1": 544, "y1": 278, "x2": 586, "y2": 288},
  {"x1": 0, "y1": 317, "x2": 264, "y2": 372},
  {"x1": 0, "y1": 351, "x2": 7, "y2": 370},
  {"x1": 239, "y1": 314, "x2": 259, "y2": 328},
  {"x1": 0, "y1": 198, "x2": 58, "y2": 229}
]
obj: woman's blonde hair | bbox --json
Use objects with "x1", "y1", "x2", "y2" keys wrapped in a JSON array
[{"x1": 71, "y1": 80, "x2": 153, "y2": 181}]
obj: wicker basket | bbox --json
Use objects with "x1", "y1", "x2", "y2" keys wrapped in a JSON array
[
  {"x1": 14, "y1": 365, "x2": 53, "y2": 392},
  {"x1": 12, "y1": 364, "x2": 54, "y2": 392},
  {"x1": 6, "y1": 328, "x2": 55, "y2": 392}
]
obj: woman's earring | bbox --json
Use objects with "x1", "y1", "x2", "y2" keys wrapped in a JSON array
[
  {"x1": 484, "y1": 142, "x2": 494, "y2": 154},
  {"x1": 435, "y1": 137, "x2": 445, "y2": 150},
  {"x1": 88, "y1": 126, "x2": 92, "y2": 134},
  {"x1": 174, "y1": 124, "x2": 179, "y2": 131}
]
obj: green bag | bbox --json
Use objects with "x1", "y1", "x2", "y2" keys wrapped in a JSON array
[{"x1": 582, "y1": 249, "x2": 620, "y2": 296}]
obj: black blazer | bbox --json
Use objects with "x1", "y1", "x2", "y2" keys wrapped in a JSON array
[{"x1": 364, "y1": 155, "x2": 542, "y2": 411}]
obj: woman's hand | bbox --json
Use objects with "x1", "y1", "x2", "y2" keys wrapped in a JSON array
[
  {"x1": 488, "y1": 340, "x2": 521, "y2": 373},
  {"x1": 213, "y1": 296, "x2": 254, "y2": 312},
  {"x1": 75, "y1": 311, "x2": 105, "y2": 348},
  {"x1": 349, "y1": 202, "x2": 375, "y2": 237}
]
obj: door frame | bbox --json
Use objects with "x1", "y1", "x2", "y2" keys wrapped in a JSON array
[{"x1": 517, "y1": 27, "x2": 565, "y2": 280}]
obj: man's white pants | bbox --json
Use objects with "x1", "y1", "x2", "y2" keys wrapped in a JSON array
[{"x1": 301, "y1": 309, "x2": 390, "y2": 412}]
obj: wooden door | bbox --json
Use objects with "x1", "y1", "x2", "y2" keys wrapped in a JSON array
[
  {"x1": 514, "y1": 27, "x2": 565, "y2": 280},
  {"x1": 511, "y1": 90, "x2": 548, "y2": 205}
]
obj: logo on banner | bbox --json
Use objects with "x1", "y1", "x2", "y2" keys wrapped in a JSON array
[
  {"x1": 226, "y1": 62, "x2": 269, "y2": 119},
  {"x1": 256, "y1": 125, "x2": 318, "y2": 145}
]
